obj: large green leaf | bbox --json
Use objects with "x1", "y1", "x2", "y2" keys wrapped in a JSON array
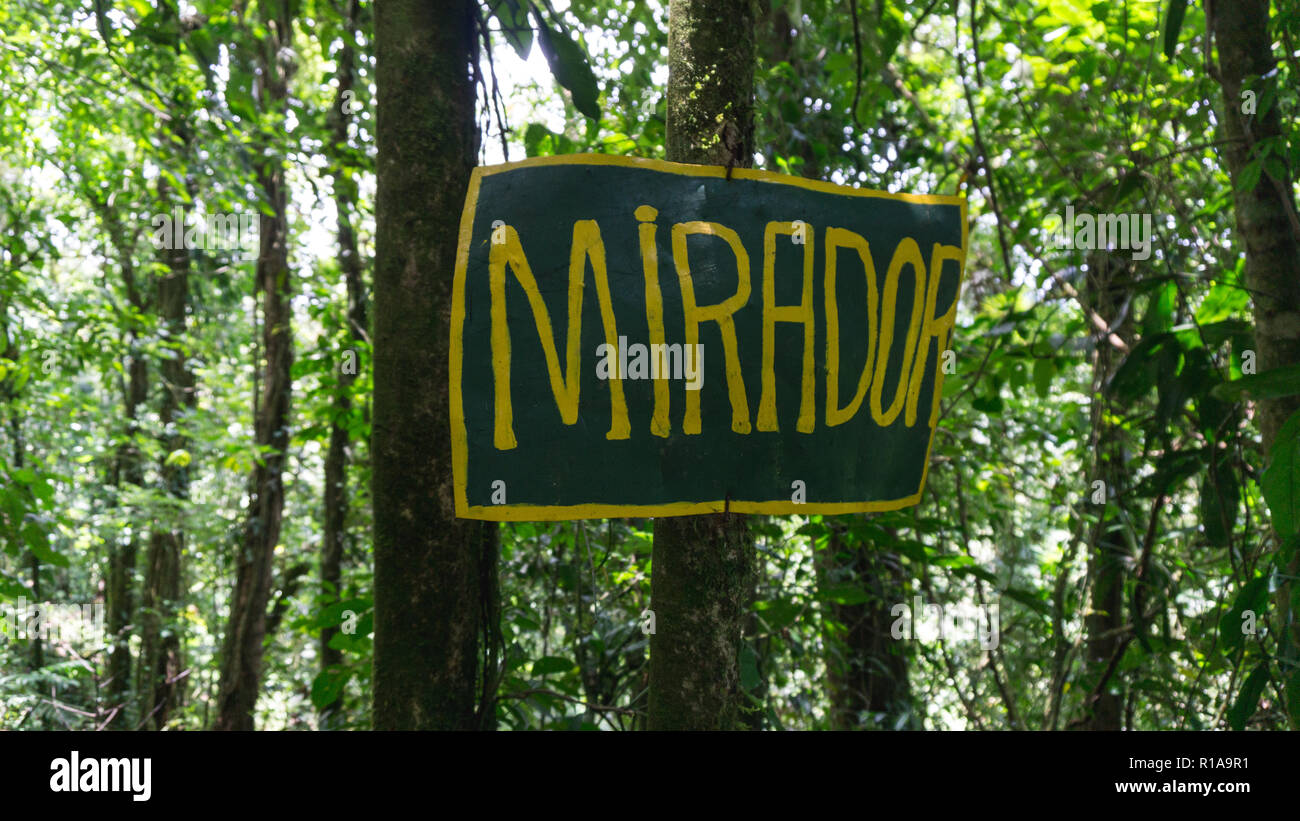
[
  {"x1": 739, "y1": 643, "x2": 761, "y2": 691},
  {"x1": 1033, "y1": 357, "x2": 1053, "y2": 398},
  {"x1": 1227, "y1": 661, "x2": 1268, "y2": 730},
  {"x1": 22, "y1": 522, "x2": 68, "y2": 568},
  {"x1": 1211, "y1": 363, "x2": 1300, "y2": 402},
  {"x1": 1196, "y1": 280, "x2": 1251, "y2": 325},
  {"x1": 186, "y1": 27, "x2": 218, "y2": 70},
  {"x1": 94, "y1": 0, "x2": 114, "y2": 50},
  {"x1": 532, "y1": 655, "x2": 577, "y2": 676},
  {"x1": 1107, "y1": 332, "x2": 1173, "y2": 400},
  {"x1": 817, "y1": 583, "x2": 871, "y2": 605},
  {"x1": 1143, "y1": 281, "x2": 1177, "y2": 336},
  {"x1": 1200, "y1": 458, "x2": 1238, "y2": 547},
  {"x1": 755, "y1": 597, "x2": 801, "y2": 630},
  {"x1": 493, "y1": 0, "x2": 535, "y2": 61},
  {"x1": 535, "y1": 13, "x2": 601, "y2": 120},
  {"x1": 310, "y1": 667, "x2": 351, "y2": 709},
  {"x1": 0, "y1": 574, "x2": 27, "y2": 599},
  {"x1": 1162, "y1": 0, "x2": 1188, "y2": 60},
  {"x1": 226, "y1": 66, "x2": 258, "y2": 122},
  {"x1": 1220, "y1": 576, "x2": 1268, "y2": 656},
  {"x1": 1002, "y1": 586, "x2": 1051, "y2": 616},
  {"x1": 1260, "y1": 408, "x2": 1300, "y2": 537}
]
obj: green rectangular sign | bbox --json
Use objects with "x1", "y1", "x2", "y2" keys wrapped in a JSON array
[{"x1": 451, "y1": 154, "x2": 966, "y2": 520}]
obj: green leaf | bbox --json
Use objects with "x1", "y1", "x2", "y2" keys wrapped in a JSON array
[
  {"x1": 535, "y1": 15, "x2": 601, "y2": 120},
  {"x1": 1162, "y1": 0, "x2": 1188, "y2": 60},
  {"x1": 755, "y1": 597, "x2": 801, "y2": 630},
  {"x1": 1196, "y1": 282, "x2": 1251, "y2": 325},
  {"x1": 226, "y1": 66, "x2": 258, "y2": 122},
  {"x1": 1136, "y1": 448, "x2": 1204, "y2": 498},
  {"x1": 1227, "y1": 661, "x2": 1268, "y2": 730},
  {"x1": 1108, "y1": 332, "x2": 1173, "y2": 400},
  {"x1": 1143, "y1": 281, "x2": 1177, "y2": 336},
  {"x1": 0, "y1": 574, "x2": 28, "y2": 598},
  {"x1": 1033, "y1": 357, "x2": 1053, "y2": 398},
  {"x1": 94, "y1": 0, "x2": 114, "y2": 50},
  {"x1": 1200, "y1": 459, "x2": 1238, "y2": 547},
  {"x1": 950, "y1": 563, "x2": 999, "y2": 584},
  {"x1": 532, "y1": 655, "x2": 576, "y2": 676},
  {"x1": 795, "y1": 520, "x2": 828, "y2": 538},
  {"x1": 523, "y1": 122, "x2": 554, "y2": 158},
  {"x1": 1260, "y1": 409, "x2": 1300, "y2": 537},
  {"x1": 1211, "y1": 363, "x2": 1300, "y2": 402},
  {"x1": 1187, "y1": 318, "x2": 1252, "y2": 348},
  {"x1": 493, "y1": 0, "x2": 535, "y2": 61},
  {"x1": 310, "y1": 667, "x2": 350, "y2": 709},
  {"x1": 1235, "y1": 157, "x2": 1263, "y2": 193},
  {"x1": 1155, "y1": 345, "x2": 1190, "y2": 428},
  {"x1": 739, "y1": 643, "x2": 761, "y2": 691},
  {"x1": 327, "y1": 633, "x2": 371, "y2": 654},
  {"x1": 23, "y1": 523, "x2": 68, "y2": 568},
  {"x1": 818, "y1": 583, "x2": 871, "y2": 605},
  {"x1": 1263, "y1": 154, "x2": 1288, "y2": 185},
  {"x1": 186, "y1": 27, "x2": 218, "y2": 68},
  {"x1": 1002, "y1": 586, "x2": 1051, "y2": 616},
  {"x1": 315, "y1": 597, "x2": 371, "y2": 629},
  {"x1": 30, "y1": 479, "x2": 54, "y2": 505},
  {"x1": 1220, "y1": 576, "x2": 1268, "y2": 656}
]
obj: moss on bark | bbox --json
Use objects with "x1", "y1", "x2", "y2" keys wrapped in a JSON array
[
  {"x1": 371, "y1": 0, "x2": 498, "y2": 730},
  {"x1": 647, "y1": 0, "x2": 758, "y2": 731},
  {"x1": 1211, "y1": 0, "x2": 1300, "y2": 714}
]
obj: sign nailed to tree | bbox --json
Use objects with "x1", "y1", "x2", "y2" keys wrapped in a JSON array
[{"x1": 451, "y1": 155, "x2": 966, "y2": 521}]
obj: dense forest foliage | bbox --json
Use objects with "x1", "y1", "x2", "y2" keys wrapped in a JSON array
[{"x1": 1, "y1": 0, "x2": 1298, "y2": 732}]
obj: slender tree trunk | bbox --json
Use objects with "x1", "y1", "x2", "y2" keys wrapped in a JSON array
[
  {"x1": 647, "y1": 0, "x2": 757, "y2": 731},
  {"x1": 1209, "y1": 0, "x2": 1300, "y2": 715},
  {"x1": 139, "y1": 6, "x2": 198, "y2": 730},
  {"x1": 371, "y1": 0, "x2": 499, "y2": 730},
  {"x1": 215, "y1": 2, "x2": 297, "y2": 731},
  {"x1": 139, "y1": 174, "x2": 195, "y2": 731},
  {"x1": 1082, "y1": 522, "x2": 1124, "y2": 730},
  {"x1": 99, "y1": 208, "x2": 148, "y2": 728},
  {"x1": 1210, "y1": 1, "x2": 1300, "y2": 456},
  {"x1": 319, "y1": 0, "x2": 367, "y2": 726},
  {"x1": 136, "y1": 5, "x2": 199, "y2": 735},
  {"x1": 1078, "y1": 252, "x2": 1132, "y2": 731}
]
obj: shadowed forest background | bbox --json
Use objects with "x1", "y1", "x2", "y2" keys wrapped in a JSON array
[{"x1": 1, "y1": 0, "x2": 1299, "y2": 731}]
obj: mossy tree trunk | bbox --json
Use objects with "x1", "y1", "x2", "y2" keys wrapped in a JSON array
[
  {"x1": 1209, "y1": 2, "x2": 1300, "y2": 713},
  {"x1": 647, "y1": 0, "x2": 758, "y2": 731},
  {"x1": 140, "y1": 7, "x2": 198, "y2": 728},
  {"x1": 94, "y1": 198, "x2": 148, "y2": 728},
  {"x1": 371, "y1": 0, "x2": 499, "y2": 730},
  {"x1": 138, "y1": 163, "x2": 194, "y2": 731},
  {"x1": 1078, "y1": 252, "x2": 1134, "y2": 731},
  {"x1": 215, "y1": 0, "x2": 297, "y2": 731}
]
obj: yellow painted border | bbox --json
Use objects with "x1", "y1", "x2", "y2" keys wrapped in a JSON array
[{"x1": 450, "y1": 153, "x2": 968, "y2": 521}]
